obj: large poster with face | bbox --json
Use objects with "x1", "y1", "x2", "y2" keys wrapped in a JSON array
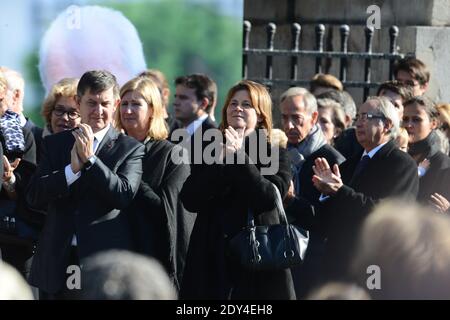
[{"x1": 0, "y1": 0, "x2": 243, "y2": 126}]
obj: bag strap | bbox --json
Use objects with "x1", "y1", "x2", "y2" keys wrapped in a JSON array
[
  {"x1": 271, "y1": 182, "x2": 289, "y2": 225},
  {"x1": 246, "y1": 182, "x2": 289, "y2": 226},
  {"x1": 246, "y1": 209, "x2": 255, "y2": 227}
]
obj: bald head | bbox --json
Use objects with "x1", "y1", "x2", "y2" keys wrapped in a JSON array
[{"x1": 39, "y1": 5, "x2": 147, "y2": 93}]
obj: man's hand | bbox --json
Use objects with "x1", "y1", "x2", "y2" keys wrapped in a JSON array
[
  {"x1": 430, "y1": 193, "x2": 450, "y2": 213},
  {"x1": 73, "y1": 124, "x2": 95, "y2": 163},
  {"x1": 3, "y1": 155, "x2": 20, "y2": 183},
  {"x1": 70, "y1": 143, "x2": 82, "y2": 174},
  {"x1": 283, "y1": 180, "x2": 296, "y2": 207},
  {"x1": 312, "y1": 157, "x2": 343, "y2": 195}
]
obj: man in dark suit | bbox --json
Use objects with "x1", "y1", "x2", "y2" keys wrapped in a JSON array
[
  {"x1": 169, "y1": 74, "x2": 217, "y2": 168},
  {"x1": 312, "y1": 96, "x2": 419, "y2": 284},
  {"x1": 278, "y1": 87, "x2": 345, "y2": 298},
  {"x1": 26, "y1": 70, "x2": 145, "y2": 297}
]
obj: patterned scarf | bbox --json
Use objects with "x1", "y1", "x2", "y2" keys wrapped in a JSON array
[
  {"x1": 287, "y1": 124, "x2": 327, "y2": 193},
  {"x1": 0, "y1": 110, "x2": 25, "y2": 159}
]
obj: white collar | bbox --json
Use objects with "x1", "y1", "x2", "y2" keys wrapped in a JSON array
[
  {"x1": 93, "y1": 124, "x2": 111, "y2": 152},
  {"x1": 363, "y1": 141, "x2": 388, "y2": 159},
  {"x1": 19, "y1": 113, "x2": 27, "y2": 127},
  {"x1": 186, "y1": 114, "x2": 208, "y2": 136}
]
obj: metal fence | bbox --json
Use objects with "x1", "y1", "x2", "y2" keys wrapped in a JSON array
[{"x1": 242, "y1": 20, "x2": 414, "y2": 101}]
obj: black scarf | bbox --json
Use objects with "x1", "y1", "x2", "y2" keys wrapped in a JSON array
[{"x1": 408, "y1": 130, "x2": 440, "y2": 161}]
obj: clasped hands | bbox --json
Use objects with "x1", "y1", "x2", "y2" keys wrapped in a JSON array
[
  {"x1": 70, "y1": 124, "x2": 95, "y2": 173},
  {"x1": 220, "y1": 126, "x2": 245, "y2": 160},
  {"x1": 312, "y1": 157, "x2": 343, "y2": 195}
]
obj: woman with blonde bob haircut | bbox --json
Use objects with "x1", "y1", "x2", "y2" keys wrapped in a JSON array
[
  {"x1": 41, "y1": 78, "x2": 80, "y2": 135},
  {"x1": 116, "y1": 76, "x2": 192, "y2": 292},
  {"x1": 180, "y1": 80, "x2": 295, "y2": 300},
  {"x1": 115, "y1": 76, "x2": 168, "y2": 141}
]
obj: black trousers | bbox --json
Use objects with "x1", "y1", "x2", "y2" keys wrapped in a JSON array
[{"x1": 39, "y1": 246, "x2": 81, "y2": 300}]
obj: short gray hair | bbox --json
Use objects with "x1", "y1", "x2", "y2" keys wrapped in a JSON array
[
  {"x1": 0, "y1": 67, "x2": 25, "y2": 92},
  {"x1": 279, "y1": 87, "x2": 317, "y2": 115},
  {"x1": 365, "y1": 96, "x2": 400, "y2": 140}
]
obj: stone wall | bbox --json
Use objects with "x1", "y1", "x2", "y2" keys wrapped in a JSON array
[{"x1": 244, "y1": 0, "x2": 450, "y2": 112}]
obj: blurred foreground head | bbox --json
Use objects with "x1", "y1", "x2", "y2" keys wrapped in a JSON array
[
  {"x1": 0, "y1": 262, "x2": 34, "y2": 300},
  {"x1": 351, "y1": 200, "x2": 450, "y2": 299},
  {"x1": 81, "y1": 250, "x2": 177, "y2": 300},
  {"x1": 39, "y1": 5, "x2": 147, "y2": 93},
  {"x1": 307, "y1": 282, "x2": 370, "y2": 300}
]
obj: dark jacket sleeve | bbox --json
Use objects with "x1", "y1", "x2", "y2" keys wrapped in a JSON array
[
  {"x1": 285, "y1": 195, "x2": 315, "y2": 230},
  {"x1": 14, "y1": 129, "x2": 37, "y2": 198},
  {"x1": 224, "y1": 146, "x2": 292, "y2": 214},
  {"x1": 180, "y1": 163, "x2": 228, "y2": 213},
  {"x1": 331, "y1": 156, "x2": 419, "y2": 219},
  {"x1": 26, "y1": 138, "x2": 70, "y2": 209},
  {"x1": 21, "y1": 127, "x2": 36, "y2": 165},
  {"x1": 81, "y1": 143, "x2": 145, "y2": 209},
  {"x1": 0, "y1": 143, "x2": 3, "y2": 191}
]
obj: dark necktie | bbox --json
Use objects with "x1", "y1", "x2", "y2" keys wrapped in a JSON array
[{"x1": 351, "y1": 154, "x2": 370, "y2": 183}]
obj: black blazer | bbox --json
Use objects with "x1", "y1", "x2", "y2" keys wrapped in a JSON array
[
  {"x1": 0, "y1": 143, "x2": 3, "y2": 191},
  {"x1": 0, "y1": 126, "x2": 36, "y2": 220},
  {"x1": 287, "y1": 144, "x2": 345, "y2": 230},
  {"x1": 334, "y1": 127, "x2": 364, "y2": 160},
  {"x1": 24, "y1": 119, "x2": 43, "y2": 163},
  {"x1": 319, "y1": 140, "x2": 419, "y2": 281},
  {"x1": 180, "y1": 133, "x2": 296, "y2": 300},
  {"x1": 126, "y1": 139, "x2": 194, "y2": 291},
  {"x1": 417, "y1": 151, "x2": 450, "y2": 203},
  {"x1": 169, "y1": 116, "x2": 217, "y2": 168},
  {"x1": 26, "y1": 126, "x2": 145, "y2": 294}
]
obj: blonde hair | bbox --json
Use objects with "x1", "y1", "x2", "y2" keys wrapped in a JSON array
[
  {"x1": 139, "y1": 69, "x2": 170, "y2": 108},
  {"x1": 436, "y1": 103, "x2": 450, "y2": 128},
  {"x1": 116, "y1": 77, "x2": 168, "y2": 140},
  {"x1": 395, "y1": 127, "x2": 409, "y2": 151},
  {"x1": 270, "y1": 128, "x2": 288, "y2": 149},
  {"x1": 220, "y1": 80, "x2": 273, "y2": 142},
  {"x1": 41, "y1": 78, "x2": 79, "y2": 125}
]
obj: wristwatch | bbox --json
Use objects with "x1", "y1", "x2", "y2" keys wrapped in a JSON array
[{"x1": 83, "y1": 155, "x2": 97, "y2": 171}]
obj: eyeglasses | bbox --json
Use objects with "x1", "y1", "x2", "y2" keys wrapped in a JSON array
[
  {"x1": 397, "y1": 79, "x2": 420, "y2": 87},
  {"x1": 52, "y1": 108, "x2": 80, "y2": 120},
  {"x1": 354, "y1": 113, "x2": 386, "y2": 122}
]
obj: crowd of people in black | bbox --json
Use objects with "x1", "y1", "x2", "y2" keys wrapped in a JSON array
[{"x1": 0, "y1": 54, "x2": 449, "y2": 300}]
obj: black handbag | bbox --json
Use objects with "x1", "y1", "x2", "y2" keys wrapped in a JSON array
[{"x1": 228, "y1": 183, "x2": 309, "y2": 271}]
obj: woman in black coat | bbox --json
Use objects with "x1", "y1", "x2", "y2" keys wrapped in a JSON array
[
  {"x1": 180, "y1": 80, "x2": 296, "y2": 300},
  {"x1": 404, "y1": 96, "x2": 450, "y2": 212},
  {"x1": 116, "y1": 76, "x2": 192, "y2": 291}
]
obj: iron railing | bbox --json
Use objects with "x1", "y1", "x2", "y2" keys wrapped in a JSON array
[{"x1": 242, "y1": 20, "x2": 414, "y2": 100}]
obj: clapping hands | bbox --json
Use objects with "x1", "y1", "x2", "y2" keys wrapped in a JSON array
[
  {"x1": 70, "y1": 124, "x2": 95, "y2": 173},
  {"x1": 312, "y1": 157, "x2": 343, "y2": 195}
]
